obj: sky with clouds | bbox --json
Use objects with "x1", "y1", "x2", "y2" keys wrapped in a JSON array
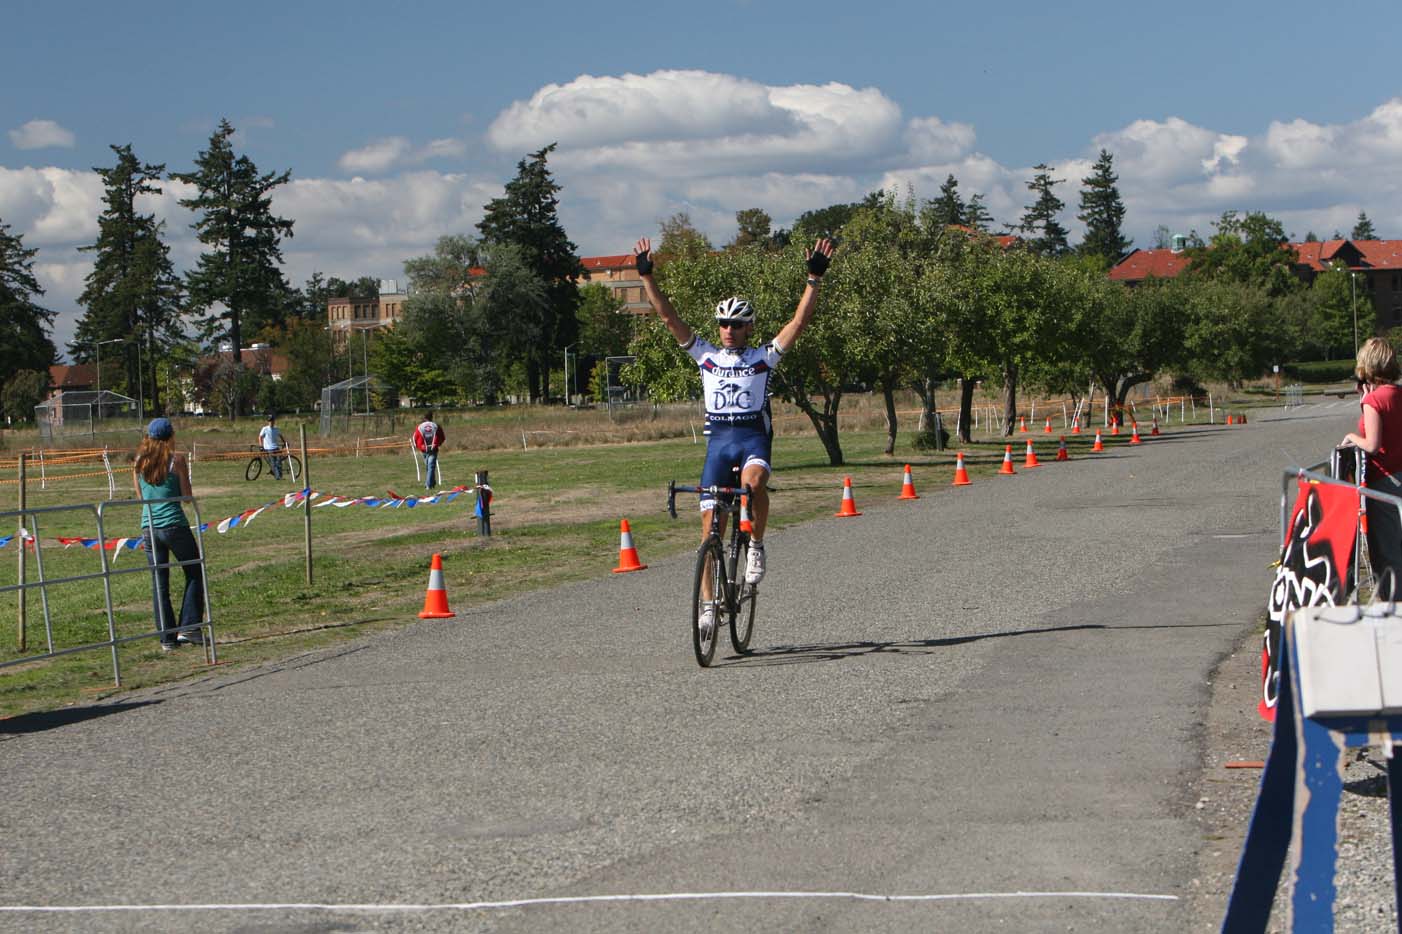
[{"x1": 4, "y1": 0, "x2": 1401, "y2": 357}]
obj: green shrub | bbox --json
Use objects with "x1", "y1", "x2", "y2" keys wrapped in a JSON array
[{"x1": 1281, "y1": 360, "x2": 1355, "y2": 383}]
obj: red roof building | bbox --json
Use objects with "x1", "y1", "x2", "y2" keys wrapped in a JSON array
[
  {"x1": 1108, "y1": 238, "x2": 1402, "y2": 331},
  {"x1": 581, "y1": 254, "x2": 651, "y2": 315},
  {"x1": 48, "y1": 363, "x2": 94, "y2": 391},
  {"x1": 1107, "y1": 248, "x2": 1194, "y2": 284}
]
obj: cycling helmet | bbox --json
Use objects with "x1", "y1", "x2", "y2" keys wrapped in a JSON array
[{"x1": 714, "y1": 296, "x2": 755, "y2": 322}]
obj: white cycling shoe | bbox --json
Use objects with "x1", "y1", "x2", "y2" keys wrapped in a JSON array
[
  {"x1": 697, "y1": 606, "x2": 716, "y2": 641},
  {"x1": 745, "y1": 541, "x2": 766, "y2": 585}
]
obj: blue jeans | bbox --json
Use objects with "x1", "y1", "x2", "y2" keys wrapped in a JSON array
[
  {"x1": 424, "y1": 450, "x2": 438, "y2": 490},
  {"x1": 144, "y1": 525, "x2": 204, "y2": 644},
  {"x1": 266, "y1": 450, "x2": 283, "y2": 480},
  {"x1": 1367, "y1": 472, "x2": 1402, "y2": 598}
]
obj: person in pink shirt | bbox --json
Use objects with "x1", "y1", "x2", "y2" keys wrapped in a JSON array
[{"x1": 1343, "y1": 337, "x2": 1402, "y2": 594}]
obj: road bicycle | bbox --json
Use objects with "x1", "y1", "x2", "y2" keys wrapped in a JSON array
[
  {"x1": 245, "y1": 445, "x2": 302, "y2": 482},
  {"x1": 668, "y1": 471, "x2": 758, "y2": 666}
]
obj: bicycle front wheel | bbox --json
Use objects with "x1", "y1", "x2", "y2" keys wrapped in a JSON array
[
  {"x1": 691, "y1": 540, "x2": 725, "y2": 667},
  {"x1": 730, "y1": 540, "x2": 757, "y2": 654},
  {"x1": 245, "y1": 457, "x2": 262, "y2": 481}
]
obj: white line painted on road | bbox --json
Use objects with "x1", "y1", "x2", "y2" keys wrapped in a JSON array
[{"x1": 0, "y1": 890, "x2": 1179, "y2": 914}]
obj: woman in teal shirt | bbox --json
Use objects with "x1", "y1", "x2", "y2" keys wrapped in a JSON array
[{"x1": 133, "y1": 418, "x2": 204, "y2": 651}]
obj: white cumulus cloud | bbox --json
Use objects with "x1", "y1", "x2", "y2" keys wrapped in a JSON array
[
  {"x1": 338, "y1": 136, "x2": 472, "y2": 174},
  {"x1": 489, "y1": 70, "x2": 904, "y2": 178},
  {"x1": 338, "y1": 137, "x2": 414, "y2": 174},
  {"x1": 9, "y1": 120, "x2": 76, "y2": 150},
  {"x1": 902, "y1": 116, "x2": 976, "y2": 164}
]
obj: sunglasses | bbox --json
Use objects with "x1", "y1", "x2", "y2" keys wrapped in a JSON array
[{"x1": 717, "y1": 319, "x2": 748, "y2": 329}]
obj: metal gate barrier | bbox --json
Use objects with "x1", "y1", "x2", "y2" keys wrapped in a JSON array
[{"x1": 0, "y1": 494, "x2": 215, "y2": 687}]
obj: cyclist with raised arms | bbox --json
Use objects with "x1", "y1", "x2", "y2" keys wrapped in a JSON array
[{"x1": 632, "y1": 235, "x2": 835, "y2": 608}]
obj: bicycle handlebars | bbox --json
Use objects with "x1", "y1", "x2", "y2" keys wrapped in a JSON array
[{"x1": 667, "y1": 480, "x2": 753, "y2": 519}]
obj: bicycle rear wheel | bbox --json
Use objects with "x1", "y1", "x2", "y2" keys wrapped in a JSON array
[
  {"x1": 285, "y1": 455, "x2": 302, "y2": 481},
  {"x1": 691, "y1": 540, "x2": 724, "y2": 667},
  {"x1": 730, "y1": 539, "x2": 757, "y2": 653},
  {"x1": 244, "y1": 457, "x2": 262, "y2": 481}
]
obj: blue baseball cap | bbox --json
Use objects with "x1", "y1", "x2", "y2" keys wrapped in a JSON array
[{"x1": 146, "y1": 417, "x2": 174, "y2": 440}]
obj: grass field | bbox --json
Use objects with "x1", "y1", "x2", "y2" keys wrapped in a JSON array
[{"x1": 0, "y1": 389, "x2": 1254, "y2": 718}]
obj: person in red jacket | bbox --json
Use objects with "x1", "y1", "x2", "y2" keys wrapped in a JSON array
[{"x1": 413, "y1": 410, "x2": 445, "y2": 491}]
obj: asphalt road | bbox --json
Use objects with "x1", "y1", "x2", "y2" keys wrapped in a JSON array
[{"x1": 0, "y1": 400, "x2": 1350, "y2": 933}]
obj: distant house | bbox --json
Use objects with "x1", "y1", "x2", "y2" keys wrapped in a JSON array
[
  {"x1": 1108, "y1": 238, "x2": 1402, "y2": 332},
  {"x1": 47, "y1": 363, "x2": 94, "y2": 397},
  {"x1": 197, "y1": 343, "x2": 289, "y2": 379},
  {"x1": 580, "y1": 254, "x2": 652, "y2": 316},
  {"x1": 944, "y1": 225, "x2": 1022, "y2": 250},
  {"x1": 1107, "y1": 247, "x2": 1194, "y2": 285}
]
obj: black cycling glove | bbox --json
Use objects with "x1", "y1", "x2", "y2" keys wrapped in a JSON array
[
  {"x1": 635, "y1": 249, "x2": 654, "y2": 276},
  {"x1": 805, "y1": 249, "x2": 831, "y2": 278}
]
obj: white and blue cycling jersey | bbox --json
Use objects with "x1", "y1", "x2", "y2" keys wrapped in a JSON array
[
  {"x1": 686, "y1": 336, "x2": 783, "y2": 432},
  {"x1": 684, "y1": 336, "x2": 784, "y2": 509}
]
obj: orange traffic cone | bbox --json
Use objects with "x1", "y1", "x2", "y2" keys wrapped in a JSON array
[
  {"x1": 739, "y1": 495, "x2": 753, "y2": 534},
  {"x1": 612, "y1": 519, "x2": 648, "y2": 573},
  {"x1": 1110, "y1": 420, "x2": 1120, "y2": 436},
  {"x1": 1019, "y1": 416, "x2": 1028, "y2": 433},
  {"x1": 1226, "y1": 413, "x2": 1234, "y2": 425},
  {"x1": 1056, "y1": 436, "x2": 1069, "y2": 461},
  {"x1": 1130, "y1": 423, "x2": 1142, "y2": 445},
  {"x1": 417, "y1": 553, "x2": 456, "y2": 618},
  {"x1": 898, "y1": 464, "x2": 920, "y2": 500},
  {"x1": 1044, "y1": 417, "x2": 1053, "y2": 433},
  {"x1": 999, "y1": 444, "x2": 1017, "y2": 475},
  {"x1": 835, "y1": 476, "x2": 862, "y2": 517},
  {"x1": 952, "y1": 452, "x2": 972, "y2": 486},
  {"x1": 1092, "y1": 430, "x2": 1104, "y2": 452},
  {"x1": 1024, "y1": 439, "x2": 1041, "y2": 468},
  {"x1": 1071, "y1": 417, "x2": 1082, "y2": 434},
  {"x1": 1151, "y1": 416, "x2": 1160, "y2": 436}
]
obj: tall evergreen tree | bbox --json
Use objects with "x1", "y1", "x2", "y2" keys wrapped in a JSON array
[
  {"x1": 925, "y1": 174, "x2": 966, "y2": 228},
  {"x1": 476, "y1": 144, "x2": 584, "y2": 402},
  {"x1": 1352, "y1": 210, "x2": 1377, "y2": 241},
  {"x1": 172, "y1": 119, "x2": 295, "y2": 390},
  {"x1": 0, "y1": 218, "x2": 56, "y2": 382},
  {"x1": 1076, "y1": 149, "x2": 1131, "y2": 264},
  {"x1": 963, "y1": 193, "x2": 995, "y2": 232},
  {"x1": 73, "y1": 144, "x2": 184, "y2": 414},
  {"x1": 1018, "y1": 163, "x2": 1070, "y2": 256}
]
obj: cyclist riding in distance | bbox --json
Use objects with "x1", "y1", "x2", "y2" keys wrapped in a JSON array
[{"x1": 632, "y1": 234, "x2": 836, "y2": 585}]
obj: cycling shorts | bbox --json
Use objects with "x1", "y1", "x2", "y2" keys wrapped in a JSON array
[{"x1": 699, "y1": 425, "x2": 771, "y2": 512}]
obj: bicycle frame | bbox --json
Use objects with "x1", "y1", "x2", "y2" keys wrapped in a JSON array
[{"x1": 668, "y1": 479, "x2": 752, "y2": 609}]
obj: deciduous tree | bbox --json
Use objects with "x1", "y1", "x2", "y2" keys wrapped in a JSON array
[
  {"x1": 656, "y1": 212, "x2": 712, "y2": 259},
  {"x1": 1185, "y1": 210, "x2": 1299, "y2": 297},
  {"x1": 730, "y1": 208, "x2": 774, "y2": 249}
]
